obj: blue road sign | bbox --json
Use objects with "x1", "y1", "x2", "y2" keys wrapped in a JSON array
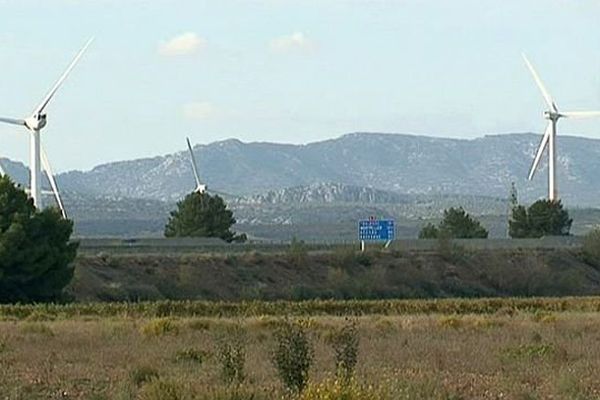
[{"x1": 358, "y1": 219, "x2": 395, "y2": 241}]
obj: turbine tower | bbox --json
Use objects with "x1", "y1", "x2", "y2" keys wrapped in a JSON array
[
  {"x1": 0, "y1": 38, "x2": 93, "y2": 216},
  {"x1": 522, "y1": 53, "x2": 600, "y2": 201}
]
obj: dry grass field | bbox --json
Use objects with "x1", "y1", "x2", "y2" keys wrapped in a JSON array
[{"x1": 1, "y1": 299, "x2": 600, "y2": 399}]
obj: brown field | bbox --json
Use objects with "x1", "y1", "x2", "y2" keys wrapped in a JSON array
[{"x1": 1, "y1": 304, "x2": 600, "y2": 399}]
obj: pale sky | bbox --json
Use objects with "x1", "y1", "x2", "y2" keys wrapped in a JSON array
[{"x1": 0, "y1": 0, "x2": 599, "y2": 171}]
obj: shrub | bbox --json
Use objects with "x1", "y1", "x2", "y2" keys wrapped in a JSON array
[
  {"x1": 299, "y1": 378, "x2": 384, "y2": 400},
  {"x1": 582, "y1": 228, "x2": 600, "y2": 268},
  {"x1": 215, "y1": 324, "x2": 246, "y2": 385},
  {"x1": 328, "y1": 320, "x2": 359, "y2": 382},
  {"x1": 355, "y1": 252, "x2": 372, "y2": 267},
  {"x1": 19, "y1": 322, "x2": 54, "y2": 336},
  {"x1": 272, "y1": 319, "x2": 314, "y2": 393},
  {"x1": 129, "y1": 365, "x2": 160, "y2": 387},
  {"x1": 288, "y1": 237, "x2": 308, "y2": 267},
  {"x1": 140, "y1": 318, "x2": 179, "y2": 337},
  {"x1": 186, "y1": 318, "x2": 211, "y2": 331},
  {"x1": 174, "y1": 348, "x2": 206, "y2": 364},
  {"x1": 137, "y1": 378, "x2": 184, "y2": 400}
]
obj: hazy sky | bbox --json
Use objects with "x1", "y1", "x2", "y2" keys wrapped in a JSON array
[{"x1": 0, "y1": 0, "x2": 599, "y2": 171}]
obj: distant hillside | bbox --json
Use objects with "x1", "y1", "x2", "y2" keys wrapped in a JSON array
[
  {"x1": 235, "y1": 182, "x2": 411, "y2": 204},
  {"x1": 70, "y1": 247, "x2": 600, "y2": 302},
  {"x1": 52, "y1": 132, "x2": 600, "y2": 206}
]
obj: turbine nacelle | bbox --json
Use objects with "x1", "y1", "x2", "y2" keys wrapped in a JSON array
[
  {"x1": 543, "y1": 110, "x2": 561, "y2": 121},
  {"x1": 195, "y1": 184, "x2": 207, "y2": 194},
  {"x1": 24, "y1": 114, "x2": 47, "y2": 131}
]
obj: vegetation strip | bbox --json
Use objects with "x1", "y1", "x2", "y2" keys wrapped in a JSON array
[{"x1": 2, "y1": 297, "x2": 600, "y2": 320}]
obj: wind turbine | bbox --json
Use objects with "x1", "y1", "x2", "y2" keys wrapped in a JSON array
[
  {"x1": 185, "y1": 137, "x2": 239, "y2": 199},
  {"x1": 0, "y1": 38, "x2": 94, "y2": 217},
  {"x1": 186, "y1": 137, "x2": 207, "y2": 194},
  {"x1": 522, "y1": 53, "x2": 600, "y2": 201}
]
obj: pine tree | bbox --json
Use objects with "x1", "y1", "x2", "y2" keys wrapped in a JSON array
[
  {"x1": 509, "y1": 199, "x2": 572, "y2": 238},
  {"x1": 164, "y1": 192, "x2": 245, "y2": 242},
  {"x1": 418, "y1": 207, "x2": 488, "y2": 239},
  {"x1": 0, "y1": 175, "x2": 78, "y2": 303}
]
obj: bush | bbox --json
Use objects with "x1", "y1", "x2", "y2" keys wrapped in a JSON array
[
  {"x1": 328, "y1": 320, "x2": 359, "y2": 382},
  {"x1": 215, "y1": 324, "x2": 246, "y2": 385},
  {"x1": 137, "y1": 378, "x2": 184, "y2": 400},
  {"x1": 288, "y1": 237, "x2": 308, "y2": 267},
  {"x1": 582, "y1": 228, "x2": 600, "y2": 268},
  {"x1": 129, "y1": 365, "x2": 160, "y2": 387},
  {"x1": 272, "y1": 319, "x2": 314, "y2": 393},
  {"x1": 174, "y1": 348, "x2": 206, "y2": 364},
  {"x1": 140, "y1": 318, "x2": 179, "y2": 337}
]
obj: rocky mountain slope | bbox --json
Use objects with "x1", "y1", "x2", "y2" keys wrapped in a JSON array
[{"x1": 51, "y1": 132, "x2": 600, "y2": 206}]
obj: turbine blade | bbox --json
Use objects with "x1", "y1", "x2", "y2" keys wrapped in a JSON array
[
  {"x1": 32, "y1": 37, "x2": 94, "y2": 116},
  {"x1": 522, "y1": 53, "x2": 557, "y2": 112},
  {"x1": 186, "y1": 137, "x2": 203, "y2": 189},
  {"x1": 528, "y1": 123, "x2": 552, "y2": 180},
  {"x1": 561, "y1": 111, "x2": 600, "y2": 119},
  {"x1": 40, "y1": 146, "x2": 67, "y2": 218},
  {"x1": 0, "y1": 117, "x2": 25, "y2": 126}
]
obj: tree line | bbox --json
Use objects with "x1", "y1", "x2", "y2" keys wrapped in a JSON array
[
  {"x1": 0, "y1": 175, "x2": 580, "y2": 305},
  {"x1": 419, "y1": 200, "x2": 572, "y2": 239}
]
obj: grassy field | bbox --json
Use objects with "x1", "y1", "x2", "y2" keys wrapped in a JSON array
[{"x1": 1, "y1": 298, "x2": 600, "y2": 399}]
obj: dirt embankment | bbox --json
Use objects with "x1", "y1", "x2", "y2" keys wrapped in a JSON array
[{"x1": 68, "y1": 247, "x2": 600, "y2": 302}]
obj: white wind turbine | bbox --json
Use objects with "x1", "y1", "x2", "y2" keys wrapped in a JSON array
[
  {"x1": 0, "y1": 38, "x2": 94, "y2": 217},
  {"x1": 186, "y1": 137, "x2": 207, "y2": 194},
  {"x1": 522, "y1": 53, "x2": 600, "y2": 201}
]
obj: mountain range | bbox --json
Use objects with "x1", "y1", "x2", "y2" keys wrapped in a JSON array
[
  {"x1": 43, "y1": 132, "x2": 600, "y2": 207},
  {"x1": 2, "y1": 132, "x2": 600, "y2": 238}
]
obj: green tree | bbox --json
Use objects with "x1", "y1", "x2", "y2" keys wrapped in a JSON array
[
  {"x1": 0, "y1": 176, "x2": 78, "y2": 303},
  {"x1": 419, "y1": 207, "x2": 488, "y2": 239},
  {"x1": 509, "y1": 199, "x2": 572, "y2": 238},
  {"x1": 418, "y1": 222, "x2": 439, "y2": 239},
  {"x1": 164, "y1": 192, "x2": 245, "y2": 242}
]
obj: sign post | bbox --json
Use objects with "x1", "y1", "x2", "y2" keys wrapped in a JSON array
[{"x1": 358, "y1": 218, "x2": 395, "y2": 252}]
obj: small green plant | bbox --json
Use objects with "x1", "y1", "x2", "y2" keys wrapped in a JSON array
[
  {"x1": 272, "y1": 319, "x2": 314, "y2": 393},
  {"x1": 129, "y1": 365, "x2": 160, "y2": 387},
  {"x1": 329, "y1": 319, "x2": 359, "y2": 382},
  {"x1": 215, "y1": 324, "x2": 246, "y2": 385}
]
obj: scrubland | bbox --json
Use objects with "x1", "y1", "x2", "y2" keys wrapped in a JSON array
[{"x1": 1, "y1": 298, "x2": 600, "y2": 399}]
